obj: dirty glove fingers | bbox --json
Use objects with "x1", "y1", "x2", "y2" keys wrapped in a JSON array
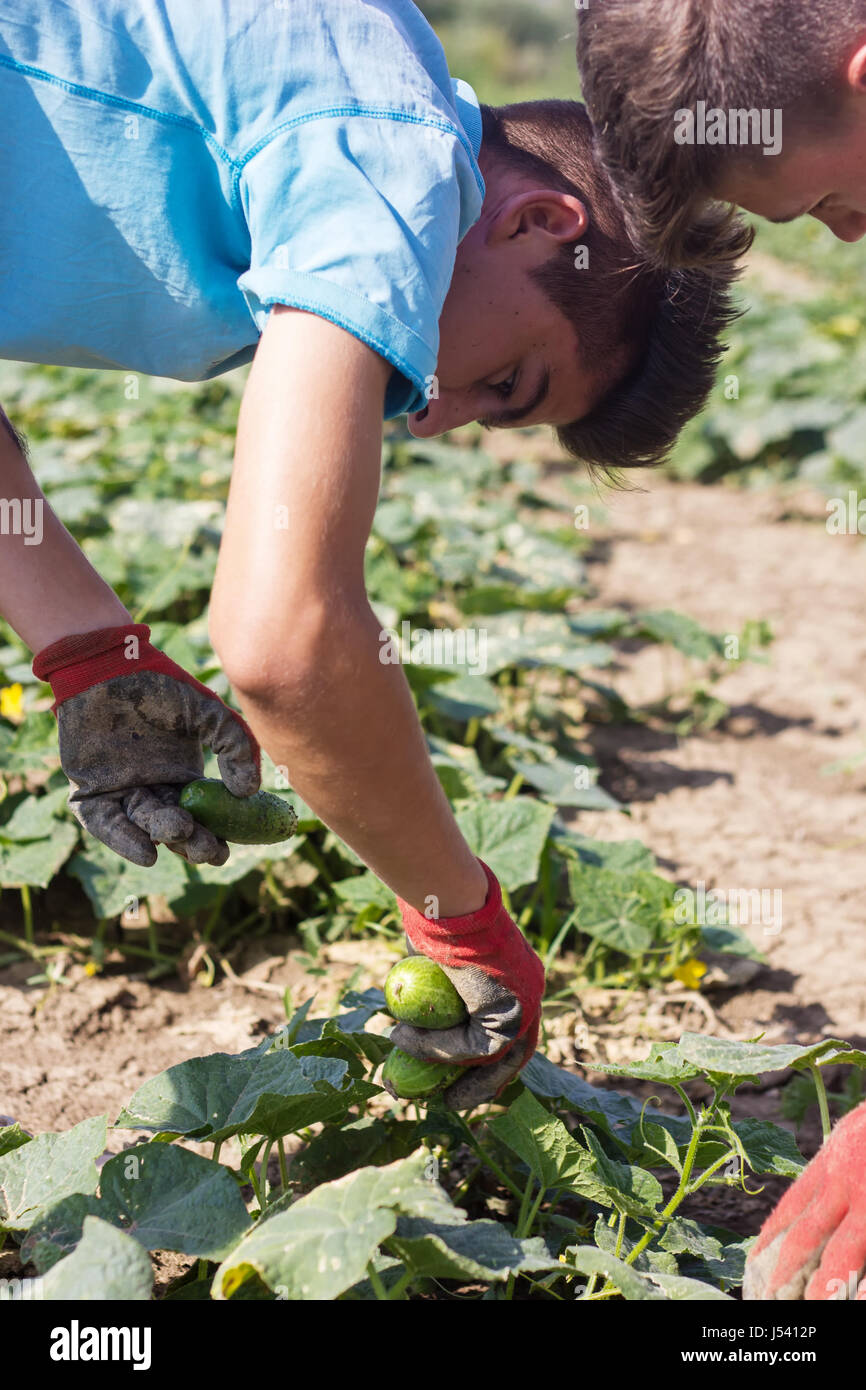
[
  {"x1": 390, "y1": 1018, "x2": 509, "y2": 1065},
  {"x1": 71, "y1": 795, "x2": 159, "y2": 868},
  {"x1": 195, "y1": 694, "x2": 261, "y2": 798},
  {"x1": 441, "y1": 1037, "x2": 532, "y2": 1111},
  {"x1": 806, "y1": 1211, "x2": 866, "y2": 1301},
  {"x1": 124, "y1": 785, "x2": 230, "y2": 866}
]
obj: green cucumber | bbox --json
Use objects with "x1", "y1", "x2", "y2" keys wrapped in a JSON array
[
  {"x1": 381, "y1": 1049, "x2": 464, "y2": 1100},
  {"x1": 179, "y1": 778, "x2": 297, "y2": 844},
  {"x1": 385, "y1": 956, "x2": 467, "y2": 1030}
]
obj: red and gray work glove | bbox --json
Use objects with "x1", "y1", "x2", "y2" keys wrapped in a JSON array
[
  {"x1": 743, "y1": 1099, "x2": 866, "y2": 1300},
  {"x1": 32, "y1": 622, "x2": 260, "y2": 867},
  {"x1": 391, "y1": 859, "x2": 545, "y2": 1110}
]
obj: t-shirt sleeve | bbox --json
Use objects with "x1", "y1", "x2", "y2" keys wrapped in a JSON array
[{"x1": 236, "y1": 110, "x2": 484, "y2": 418}]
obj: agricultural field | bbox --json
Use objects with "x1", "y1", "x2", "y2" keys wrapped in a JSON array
[{"x1": 3, "y1": 1, "x2": 866, "y2": 1312}]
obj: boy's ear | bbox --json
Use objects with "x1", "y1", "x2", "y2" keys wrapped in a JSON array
[
  {"x1": 485, "y1": 190, "x2": 588, "y2": 248},
  {"x1": 846, "y1": 42, "x2": 866, "y2": 92}
]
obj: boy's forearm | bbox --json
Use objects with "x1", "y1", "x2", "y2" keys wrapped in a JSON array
[
  {"x1": 0, "y1": 414, "x2": 131, "y2": 651},
  {"x1": 233, "y1": 600, "x2": 489, "y2": 918}
]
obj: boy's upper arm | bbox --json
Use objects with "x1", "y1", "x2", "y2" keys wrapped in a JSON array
[
  {"x1": 235, "y1": 109, "x2": 483, "y2": 420},
  {"x1": 214, "y1": 305, "x2": 392, "y2": 634}
]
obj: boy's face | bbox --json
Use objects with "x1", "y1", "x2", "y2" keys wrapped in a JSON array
[
  {"x1": 408, "y1": 179, "x2": 608, "y2": 438},
  {"x1": 714, "y1": 45, "x2": 866, "y2": 243},
  {"x1": 715, "y1": 125, "x2": 866, "y2": 243}
]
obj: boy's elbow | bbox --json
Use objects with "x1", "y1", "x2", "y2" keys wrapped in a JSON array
[{"x1": 210, "y1": 596, "x2": 367, "y2": 710}]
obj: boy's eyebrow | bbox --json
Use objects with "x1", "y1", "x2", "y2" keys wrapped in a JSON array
[{"x1": 479, "y1": 368, "x2": 551, "y2": 428}]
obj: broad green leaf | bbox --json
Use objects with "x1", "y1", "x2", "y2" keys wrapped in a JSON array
[
  {"x1": 455, "y1": 798, "x2": 555, "y2": 891},
  {"x1": 580, "y1": 1129, "x2": 664, "y2": 1218},
  {"x1": 634, "y1": 610, "x2": 723, "y2": 659},
  {"x1": 488, "y1": 1090, "x2": 610, "y2": 1202},
  {"x1": 96, "y1": 1144, "x2": 252, "y2": 1257},
  {"x1": 40, "y1": 1216, "x2": 153, "y2": 1301},
  {"x1": 677, "y1": 1033, "x2": 841, "y2": 1079},
  {"x1": 732, "y1": 1118, "x2": 807, "y2": 1178},
  {"x1": 115, "y1": 1049, "x2": 369, "y2": 1143},
  {"x1": 177, "y1": 835, "x2": 303, "y2": 890},
  {"x1": 332, "y1": 872, "x2": 398, "y2": 913},
  {"x1": 290, "y1": 1118, "x2": 420, "y2": 1188},
  {"x1": 0, "y1": 1115, "x2": 106, "y2": 1230},
  {"x1": 20, "y1": 1193, "x2": 103, "y2": 1272},
  {"x1": 567, "y1": 1246, "x2": 732, "y2": 1300},
  {"x1": 0, "y1": 786, "x2": 69, "y2": 841},
  {"x1": 568, "y1": 863, "x2": 673, "y2": 955},
  {"x1": 520, "y1": 1054, "x2": 692, "y2": 1149},
  {"x1": 550, "y1": 826, "x2": 656, "y2": 873},
  {"x1": 68, "y1": 841, "x2": 188, "y2": 918},
  {"x1": 507, "y1": 756, "x2": 621, "y2": 810},
  {"x1": 587, "y1": 1043, "x2": 702, "y2": 1086},
  {"x1": 0, "y1": 823, "x2": 78, "y2": 888},
  {"x1": 0, "y1": 1123, "x2": 31, "y2": 1158},
  {"x1": 215, "y1": 1153, "x2": 458, "y2": 1300},
  {"x1": 427, "y1": 673, "x2": 502, "y2": 722},
  {"x1": 389, "y1": 1216, "x2": 560, "y2": 1282},
  {"x1": 700, "y1": 924, "x2": 766, "y2": 962}
]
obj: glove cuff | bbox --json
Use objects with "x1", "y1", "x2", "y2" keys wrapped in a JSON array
[
  {"x1": 397, "y1": 860, "x2": 502, "y2": 947},
  {"x1": 33, "y1": 623, "x2": 159, "y2": 707}
]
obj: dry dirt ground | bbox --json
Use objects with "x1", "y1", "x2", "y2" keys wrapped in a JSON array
[{"x1": 2, "y1": 472, "x2": 865, "y2": 1242}]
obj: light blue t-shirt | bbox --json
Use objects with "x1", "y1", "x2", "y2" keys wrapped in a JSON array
[{"x1": 0, "y1": 0, "x2": 485, "y2": 416}]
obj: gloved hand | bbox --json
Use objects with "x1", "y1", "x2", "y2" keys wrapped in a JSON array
[
  {"x1": 32, "y1": 622, "x2": 260, "y2": 867},
  {"x1": 743, "y1": 1099, "x2": 866, "y2": 1300},
  {"x1": 390, "y1": 859, "x2": 545, "y2": 1110}
]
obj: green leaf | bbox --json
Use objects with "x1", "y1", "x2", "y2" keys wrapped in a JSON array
[
  {"x1": 115, "y1": 1049, "x2": 371, "y2": 1144},
  {"x1": 0, "y1": 822, "x2": 78, "y2": 888},
  {"x1": 587, "y1": 1043, "x2": 702, "y2": 1086},
  {"x1": 507, "y1": 756, "x2": 622, "y2": 811},
  {"x1": 389, "y1": 1216, "x2": 560, "y2": 1282},
  {"x1": 0, "y1": 1115, "x2": 106, "y2": 1230},
  {"x1": 550, "y1": 826, "x2": 656, "y2": 872},
  {"x1": 68, "y1": 841, "x2": 188, "y2": 918},
  {"x1": 94, "y1": 1143, "x2": 252, "y2": 1257},
  {"x1": 732, "y1": 1118, "x2": 807, "y2": 1178},
  {"x1": 455, "y1": 798, "x2": 555, "y2": 891},
  {"x1": 427, "y1": 673, "x2": 502, "y2": 722},
  {"x1": 0, "y1": 786, "x2": 69, "y2": 841},
  {"x1": 520, "y1": 1054, "x2": 692, "y2": 1150},
  {"x1": 177, "y1": 836, "x2": 304, "y2": 890},
  {"x1": 0, "y1": 1123, "x2": 31, "y2": 1158},
  {"x1": 700, "y1": 924, "x2": 766, "y2": 962},
  {"x1": 634, "y1": 609, "x2": 724, "y2": 659},
  {"x1": 568, "y1": 864, "x2": 674, "y2": 955},
  {"x1": 20, "y1": 1193, "x2": 103, "y2": 1272},
  {"x1": 39, "y1": 1216, "x2": 153, "y2": 1301},
  {"x1": 676, "y1": 1033, "x2": 841, "y2": 1079},
  {"x1": 290, "y1": 1118, "x2": 420, "y2": 1188},
  {"x1": 567, "y1": 1246, "x2": 732, "y2": 1300},
  {"x1": 580, "y1": 1128, "x2": 664, "y2": 1218},
  {"x1": 214, "y1": 1153, "x2": 458, "y2": 1300},
  {"x1": 332, "y1": 872, "x2": 398, "y2": 913},
  {"x1": 488, "y1": 1090, "x2": 610, "y2": 1202}
]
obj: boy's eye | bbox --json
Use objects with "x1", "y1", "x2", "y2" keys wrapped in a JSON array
[{"x1": 488, "y1": 370, "x2": 517, "y2": 399}]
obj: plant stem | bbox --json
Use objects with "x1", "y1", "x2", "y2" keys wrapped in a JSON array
[
  {"x1": 613, "y1": 1209, "x2": 627, "y2": 1259},
  {"x1": 518, "y1": 1183, "x2": 547, "y2": 1239},
  {"x1": 20, "y1": 884, "x2": 33, "y2": 944},
  {"x1": 808, "y1": 1062, "x2": 833, "y2": 1142},
  {"x1": 624, "y1": 1108, "x2": 707, "y2": 1268},
  {"x1": 366, "y1": 1262, "x2": 390, "y2": 1300},
  {"x1": 278, "y1": 1137, "x2": 289, "y2": 1192},
  {"x1": 454, "y1": 1114, "x2": 523, "y2": 1201}
]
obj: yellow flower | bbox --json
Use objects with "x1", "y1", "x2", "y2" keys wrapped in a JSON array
[
  {"x1": 0, "y1": 683, "x2": 24, "y2": 724},
  {"x1": 674, "y1": 959, "x2": 707, "y2": 991},
  {"x1": 84, "y1": 960, "x2": 100, "y2": 977}
]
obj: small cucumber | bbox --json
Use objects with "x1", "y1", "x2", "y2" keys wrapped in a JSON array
[
  {"x1": 179, "y1": 778, "x2": 297, "y2": 844},
  {"x1": 381, "y1": 1048, "x2": 464, "y2": 1100},
  {"x1": 385, "y1": 956, "x2": 466, "y2": 1030}
]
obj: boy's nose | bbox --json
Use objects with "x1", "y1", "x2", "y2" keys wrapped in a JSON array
[{"x1": 407, "y1": 389, "x2": 478, "y2": 437}]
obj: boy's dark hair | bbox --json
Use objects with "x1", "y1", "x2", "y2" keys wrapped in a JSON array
[
  {"x1": 480, "y1": 99, "x2": 738, "y2": 470},
  {"x1": 577, "y1": 0, "x2": 866, "y2": 269}
]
